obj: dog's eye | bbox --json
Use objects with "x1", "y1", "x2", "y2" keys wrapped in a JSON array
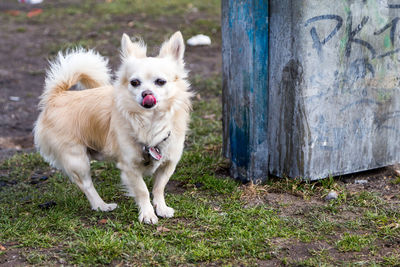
[
  {"x1": 155, "y1": 78, "x2": 166, "y2": 86},
  {"x1": 130, "y1": 79, "x2": 141, "y2": 87}
]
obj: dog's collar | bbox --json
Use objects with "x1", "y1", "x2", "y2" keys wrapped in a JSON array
[{"x1": 142, "y1": 131, "x2": 171, "y2": 166}]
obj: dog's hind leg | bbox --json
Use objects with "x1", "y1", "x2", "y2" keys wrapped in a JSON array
[
  {"x1": 61, "y1": 147, "x2": 117, "y2": 212},
  {"x1": 152, "y1": 161, "x2": 176, "y2": 218}
]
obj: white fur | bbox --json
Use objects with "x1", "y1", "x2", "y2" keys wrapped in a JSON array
[{"x1": 39, "y1": 49, "x2": 111, "y2": 109}]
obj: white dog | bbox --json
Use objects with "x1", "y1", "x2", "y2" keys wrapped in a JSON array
[{"x1": 34, "y1": 32, "x2": 192, "y2": 224}]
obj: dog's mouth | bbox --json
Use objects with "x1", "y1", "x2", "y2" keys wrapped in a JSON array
[{"x1": 141, "y1": 95, "x2": 157, "y2": 109}]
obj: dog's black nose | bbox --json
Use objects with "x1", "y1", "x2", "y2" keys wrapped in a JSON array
[{"x1": 142, "y1": 90, "x2": 153, "y2": 98}]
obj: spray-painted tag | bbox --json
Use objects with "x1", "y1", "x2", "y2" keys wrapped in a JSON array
[{"x1": 149, "y1": 147, "x2": 162, "y2": 161}]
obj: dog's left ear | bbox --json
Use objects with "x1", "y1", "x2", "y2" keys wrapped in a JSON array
[{"x1": 158, "y1": 31, "x2": 185, "y2": 64}]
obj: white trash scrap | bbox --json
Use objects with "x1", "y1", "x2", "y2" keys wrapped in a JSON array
[
  {"x1": 9, "y1": 96, "x2": 20, "y2": 102},
  {"x1": 186, "y1": 34, "x2": 211, "y2": 46},
  {"x1": 18, "y1": 0, "x2": 43, "y2": 4}
]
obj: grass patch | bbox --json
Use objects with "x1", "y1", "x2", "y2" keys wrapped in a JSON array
[
  {"x1": 0, "y1": 96, "x2": 279, "y2": 265},
  {"x1": 348, "y1": 191, "x2": 384, "y2": 208},
  {"x1": 336, "y1": 233, "x2": 375, "y2": 252},
  {"x1": 382, "y1": 251, "x2": 400, "y2": 266},
  {"x1": 191, "y1": 74, "x2": 222, "y2": 97},
  {"x1": 1, "y1": 103, "x2": 398, "y2": 266},
  {"x1": 4, "y1": 95, "x2": 394, "y2": 265},
  {"x1": 391, "y1": 176, "x2": 400, "y2": 185}
]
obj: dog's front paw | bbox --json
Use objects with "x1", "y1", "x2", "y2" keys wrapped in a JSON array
[
  {"x1": 155, "y1": 205, "x2": 175, "y2": 218},
  {"x1": 139, "y1": 209, "x2": 158, "y2": 224},
  {"x1": 92, "y1": 202, "x2": 118, "y2": 212}
]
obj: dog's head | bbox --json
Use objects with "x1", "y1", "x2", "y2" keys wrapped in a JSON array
[{"x1": 116, "y1": 32, "x2": 189, "y2": 112}]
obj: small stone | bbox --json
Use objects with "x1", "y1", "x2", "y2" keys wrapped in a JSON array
[
  {"x1": 354, "y1": 179, "x2": 368, "y2": 184},
  {"x1": 325, "y1": 190, "x2": 338, "y2": 201},
  {"x1": 30, "y1": 179, "x2": 40, "y2": 185},
  {"x1": 20, "y1": 196, "x2": 32, "y2": 203},
  {"x1": 0, "y1": 69, "x2": 10, "y2": 77},
  {"x1": 30, "y1": 175, "x2": 48, "y2": 184},
  {"x1": 87, "y1": 32, "x2": 98, "y2": 38},
  {"x1": 194, "y1": 182, "x2": 204, "y2": 188},
  {"x1": 39, "y1": 176, "x2": 48, "y2": 181}
]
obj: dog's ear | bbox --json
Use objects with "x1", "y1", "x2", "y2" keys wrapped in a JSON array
[
  {"x1": 121, "y1": 33, "x2": 147, "y2": 58},
  {"x1": 158, "y1": 31, "x2": 185, "y2": 64}
]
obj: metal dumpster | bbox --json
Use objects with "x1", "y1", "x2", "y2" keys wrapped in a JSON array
[{"x1": 222, "y1": 0, "x2": 400, "y2": 182}]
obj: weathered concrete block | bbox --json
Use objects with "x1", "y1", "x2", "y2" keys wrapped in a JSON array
[{"x1": 269, "y1": 0, "x2": 400, "y2": 179}]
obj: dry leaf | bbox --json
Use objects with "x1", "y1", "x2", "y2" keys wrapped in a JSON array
[
  {"x1": 387, "y1": 223, "x2": 400, "y2": 229},
  {"x1": 98, "y1": 219, "x2": 108, "y2": 224},
  {"x1": 27, "y1": 9, "x2": 43, "y2": 18},
  {"x1": 378, "y1": 223, "x2": 399, "y2": 229},
  {"x1": 0, "y1": 244, "x2": 6, "y2": 251},
  {"x1": 384, "y1": 194, "x2": 395, "y2": 200},
  {"x1": 156, "y1": 226, "x2": 170, "y2": 233},
  {"x1": 202, "y1": 114, "x2": 216, "y2": 120},
  {"x1": 5, "y1": 10, "x2": 20, "y2": 16}
]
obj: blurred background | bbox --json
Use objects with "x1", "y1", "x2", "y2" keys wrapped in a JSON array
[{"x1": 0, "y1": 0, "x2": 221, "y2": 160}]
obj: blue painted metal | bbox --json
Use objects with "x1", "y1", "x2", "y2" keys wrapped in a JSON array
[{"x1": 222, "y1": 0, "x2": 269, "y2": 183}]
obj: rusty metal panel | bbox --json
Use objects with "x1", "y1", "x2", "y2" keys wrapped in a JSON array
[{"x1": 268, "y1": 0, "x2": 400, "y2": 179}]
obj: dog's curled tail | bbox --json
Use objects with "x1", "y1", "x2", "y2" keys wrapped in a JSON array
[{"x1": 39, "y1": 49, "x2": 111, "y2": 109}]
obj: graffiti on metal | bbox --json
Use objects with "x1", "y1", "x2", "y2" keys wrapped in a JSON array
[{"x1": 302, "y1": 1, "x2": 400, "y2": 153}]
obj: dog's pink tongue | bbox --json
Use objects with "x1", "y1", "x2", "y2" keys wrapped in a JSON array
[{"x1": 142, "y1": 95, "x2": 156, "y2": 108}]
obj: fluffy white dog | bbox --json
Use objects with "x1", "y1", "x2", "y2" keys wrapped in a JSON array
[{"x1": 34, "y1": 32, "x2": 192, "y2": 224}]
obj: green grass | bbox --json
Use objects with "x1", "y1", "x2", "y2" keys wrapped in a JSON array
[
  {"x1": 1, "y1": 94, "x2": 399, "y2": 265},
  {"x1": 336, "y1": 233, "x2": 375, "y2": 252},
  {"x1": 391, "y1": 176, "x2": 400, "y2": 185},
  {"x1": 0, "y1": 95, "x2": 278, "y2": 265},
  {"x1": 382, "y1": 252, "x2": 400, "y2": 266}
]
